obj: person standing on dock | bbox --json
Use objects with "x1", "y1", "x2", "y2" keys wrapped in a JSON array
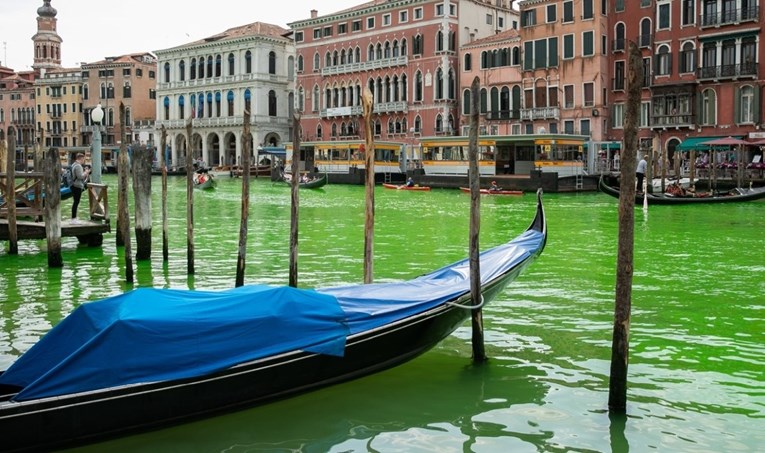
[{"x1": 71, "y1": 153, "x2": 90, "y2": 221}]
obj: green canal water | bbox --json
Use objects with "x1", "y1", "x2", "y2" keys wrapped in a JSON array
[{"x1": 1, "y1": 175, "x2": 763, "y2": 452}]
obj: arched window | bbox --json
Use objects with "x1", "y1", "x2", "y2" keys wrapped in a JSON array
[
  {"x1": 245, "y1": 51, "x2": 252, "y2": 74},
  {"x1": 413, "y1": 34, "x2": 423, "y2": 55},
  {"x1": 738, "y1": 85, "x2": 754, "y2": 124},
  {"x1": 288, "y1": 56, "x2": 294, "y2": 81},
  {"x1": 314, "y1": 52, "x2": 320, "y2": 70},
  {"x1": 368, "y1": 44, "x2": 375, "y2": 61},
  {"x1": 435, "y1": 114, "x2": 443, "y2": 133},
  {"x1": 436, "y1": 31, "x2": 444, "y2": 52},
  {"x1": 123, "y1": 82, "x2": 132, "y2": 98},
  {"x1": 400, "y1": 39, "x2": 407, "y2": 57},
  {"x1": 298, "y1": 87, "x2": 305, "y2": 112},
  {"x1": 615, "y1": 23, "x2": 626, "y2": 51},
  {"x1": 164, "y1": 62, "x2": 170, "y2": 83},
  {"x1": 656, "y1": 44, "x2": 671, "y2": 76},
  {"x1": 179, "y1": 60, "x2": 186, "y2": 81},
  {"x1": 435, "y1": 68, "x2": 444, "y2": 99},
  {"x1": 414, "y1": 115, "x2": 422, "y2": 133},
  {"x1": 500, "y1": 87, "x2": 510, "y2": 119},
  {"x1": 298, "y1": 55, "x2": 304, "y2": 72},
  {"x1": 191, "y1": 58, "x2": 197, "y2": 79},
  {"x1": 680, "y1": 42, "x2": 695, "y2": 73},
  {"x1": 384, "y1": 41, "x2": 391, "y2": 59},
  {"x1": 481, "y1": 51, "x2": 489, "y2": 69},
  {"x1": 207, "y1": 56, "x2": 214, "y2": 78},
  {"x1": 640, "y1": 18, "x2": 652, "y2": 47},
  {"x1": 227, "y1": 91, "x2": 235, "y2": 116},
  {"x1": 317, "y1": 124, "x2": 323, "y2": 140},
  {"x1": 701, "y1": 88, "x2": 717, "y2": 125},
  {"x1": 463, "y1": 89, "x2": 471, "y2": 115},
  {"x1": 244, "y1": 88, "x2": 252, "y2": 112},
  {"x1": 178, "y1": 95, "x2": 185, "y2": 120},
  {"x1": 268, "y1": 90, "x2": 277, "y2": 116},
  {"x1": 447, "y1": 69, "x2": 455, "y2": 99},
  {"x1": 215, "y1": 55, "x2": 222, "y2": 77},
  {"x1": 512, "y1": 47, "x2": 520, "y2": 66},
  {"x1": 464, "y1": 53, "x2": 472, "y2": 71},
  {"x1": 228, "y1": 53, "x2": 235, "y2": 75},
  {"x1": 415, "y1": 71, "x2": 423, "y2": 102},
  {"x1": 401, "y1": 74, "x2": 408, "y2": 102},
  {"x1": 490, "y1": 87, "x2": 499, "y2": 116},
  {"x1": 163, "y1": 96, "x2": 170, "y2": 121},
  {"x1": 269, "y1": 51, "x2": 277, "y2": 74},
  {"x1": 198, "y1": 57, "x2": 205, "y2": 78},
  {"x1": 215, "y1": 91, "x2": 222, "y2": 117},
  {"x1": 480, "y1": 88, "x2": 488, "y2": 113}
]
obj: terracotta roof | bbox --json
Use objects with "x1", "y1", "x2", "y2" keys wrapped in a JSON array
[
  {"x1": 192, "y1": 21, "x2": 290, "y2": 45},
  {"x1": 465, "y1": 29, "x2": 520, "y2": 48}
]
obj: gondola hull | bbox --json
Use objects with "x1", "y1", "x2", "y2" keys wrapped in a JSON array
[
  {"x1": 0, "y1": 191, "x2": 546, "y2": 452},
  {"x1": 599, "y1": 176, "x2": 765, "y2": 204}
]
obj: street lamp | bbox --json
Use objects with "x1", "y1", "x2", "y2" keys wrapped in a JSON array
[{"x1": 90, "y1": 103, "x2": 104, "y2": 184}]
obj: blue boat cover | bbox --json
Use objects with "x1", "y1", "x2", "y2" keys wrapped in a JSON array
[
  {"x1": 1, "y1": 285, "x2": 349, "y2": 401},
  {"x1": 0, "y1": 228, "x2": 544, "y2": 402}
]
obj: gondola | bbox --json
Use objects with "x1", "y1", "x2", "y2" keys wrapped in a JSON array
[
  {"x1": 599, "y1": 176, "x2": 765, "y2": 205},
  {"x1": 192, "y1": 169, "x2": 216, "y2": 190},
  {"x1": 282, "y1": 172, "x2": 328, "y2": 189},
  {"x1": 382, "y1": 183, "x2": 431, "y2": 191},
  {"x1": 460, "y1": 187, "x2": 524, "y2": 195},
  {"x1": 0, "y1": 190, "x2": 547, "y2": 452}
]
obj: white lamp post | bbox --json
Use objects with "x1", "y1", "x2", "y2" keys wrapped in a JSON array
[{"x1": 90, "y1": 103, "x2": 104, "y2": 184}]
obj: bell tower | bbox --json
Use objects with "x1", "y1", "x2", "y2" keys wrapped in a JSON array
[{"x1": 32, "y1": 0, "x2": 62, "y2": 73}]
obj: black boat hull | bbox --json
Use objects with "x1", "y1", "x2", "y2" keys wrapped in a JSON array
[{"x1": 599, "y1": 176, "x2": 765, "y2": 204}]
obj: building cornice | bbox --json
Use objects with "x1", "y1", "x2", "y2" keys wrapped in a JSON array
[
  {"x1": 155, "y1": 35, "x2": 292, "y2": 58},
  {"x1": 289, "y1": 0, "x2": 423, "y2": 29}
]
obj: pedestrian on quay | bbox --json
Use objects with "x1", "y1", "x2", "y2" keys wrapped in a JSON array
[{"x1": 70, "y1": 153, "x2": 90, "y2": 222}]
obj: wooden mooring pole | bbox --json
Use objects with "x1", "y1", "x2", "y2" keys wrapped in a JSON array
[
  {"x1": 288, "y1": 113, "x2": 301, "y2": 287},
  {"x1": 608, "y1": 41, "x2": 641, "y2": 413},
  {"x1": 185, "y1": 119, "x2": 195, "y2": 275},
  {"x1": 362, "y1": 88, "x2": 375, "y2": 284},
  {"x1": 117, "y1": 104, "x2": 134, "y2": 283},
  {"x1": 160, "y1": 126, "x2": 169, "y2": 262},
  {"x1": 235, "y1": 110, "x2": 251, "y2": 287},
  {"x1": 468, "y1": 77, "x2": 486, "y2": 362},
  {"x1": 132, "y1": 144, "x2": 153, "y2": 260},
  {"x1": 5, "y1": 130, "x2": 17, "y2": 255},
  {"x1": 44, "y1": 147, "x2": 63, "y2": 267}
]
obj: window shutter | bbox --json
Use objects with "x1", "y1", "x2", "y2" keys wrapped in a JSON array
[{"x1": 754, "y1": 85, "x2": 761, "y2": 124}]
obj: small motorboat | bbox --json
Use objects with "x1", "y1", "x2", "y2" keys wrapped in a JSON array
[
  {"x1": 382, "y1": 183, "x2": 431, "y2": 191},
  {"x1": 460, "y1": 187, "x2": 523, "y2": 196}
]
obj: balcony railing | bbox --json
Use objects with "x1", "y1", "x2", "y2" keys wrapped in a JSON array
[
  {"x1": 697, "y1": 63, "x2": 758, "y2": 80},
  {"x1": 649, "y1": 114, "x2": 695, "y2": 129},
  {"x1": 612, "y1": 38, "x2": 626, "y2": 52},
  {"x1": 320, "y1": 101, "x2": 407, "y2": 118},
  {"x1": 701, "y1": 6, "x2": 759, "y2": 27},
  {"x1": 321, "y1": 56, "x2": 408, "y2": 77},
  {"x1": 520, "y1": 107, "x2": 560, "y2": 121},
  {"x1": 485, "y1": 110, "x2": 521, "y2": 120}
]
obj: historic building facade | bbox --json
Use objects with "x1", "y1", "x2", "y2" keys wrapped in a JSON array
[
  {"x1": 80, "y1": 53, "x2": 158, "y2": 147},
  {"x1": 608, "y1": 0, "x2": 762, "y2": 164},
  {"x1": 0, "y1": 69, "x2": 37, "y2": 153},
  {"x1": 290, "y1": 0, "x2": 518, "y2": 146},
  {"x1": 35, "y1": 67, "x2": 82, "y2": 149},
  {"x1": 154, "y1": 22, "x2": 295, "y2": 168}
]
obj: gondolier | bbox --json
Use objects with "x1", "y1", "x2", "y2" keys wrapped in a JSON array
[{"x1": 636, "y1": 155, "x2": 647, "y2": 193}]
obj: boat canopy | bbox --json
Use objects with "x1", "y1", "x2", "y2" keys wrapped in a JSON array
[{"x1": 0, "y1": 285, "x2": 349, "y2": 401}]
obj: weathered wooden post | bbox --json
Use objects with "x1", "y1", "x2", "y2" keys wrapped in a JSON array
[
  {"x1": 6, "y1": 130, "x2": 18, "y2": 255},
  {"x1": 0, "y1": 131, "x2": 7, "y2": 175},
  {"x1": 362, "y1": 88, "x2": 375, "y2": 284},
  {"x1": 288, "y1": 113, "x2": 301, "y2": 288},
  {"x1": 35, "y1": 130, "x2": 44, "y2": 171},
  {"x1": 132, "y1": 144, "x2": 153, "y2": 260},
  {"x1": 185, "y1": 119, "x2": 195, "y2": 275},
  {"x1": 160, "y1": 126, "x2": 169, "y2": 261},
  {"x1": 468, "y1": 76, "x2": 486, "y2": 362},
  {"x1": 609, "y1": 41, "x2": 641, "y2": 414},
  {"x1": 117, "y1": 104, "x2": 134, "y2": 283},
  {"x1": 235, "y1": 110, "x2": 251, "y2": 287},
  {"x1": 44, "y1": 147, "x2": 63, "y2": 267}
]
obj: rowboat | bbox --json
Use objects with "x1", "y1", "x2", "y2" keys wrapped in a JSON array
[
  {"x1": 0, "y1": 190, "x2": 547, "y2": 452},
  {"x1": 382, "y1": 183, "x2": 431, "y2": 191},
  {"x1": 599, "y1": 176, "x2": 765, "y2": 204},
  {"x1": 460, "y1": 187, "x2": 524, "y2": 195}
]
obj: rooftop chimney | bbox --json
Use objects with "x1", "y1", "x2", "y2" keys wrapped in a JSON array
[{"x1": 311, "y1": 9, "x2": 318, "y2": 19}]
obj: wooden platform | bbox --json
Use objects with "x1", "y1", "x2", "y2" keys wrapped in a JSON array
[{"x1": 0, "y1": 218, "x2": 110, "y2": 241}]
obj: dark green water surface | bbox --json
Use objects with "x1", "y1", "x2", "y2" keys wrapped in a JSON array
[{"x1": 1, "y1": 175, "x2": 763, "y2": 452}]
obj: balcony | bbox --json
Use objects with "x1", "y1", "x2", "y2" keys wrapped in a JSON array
[
  {"x1": 321, "y1": 56, "x2": 408, "y2": 77},
  {"x1": 320, "y1": 101, "x2": 407, "y2": 118},
  {"x1": 520, "y1": 107, "x2": 560, "y2": 121},
  {"x1": 649, "y1": 114, "x2": 695, "y2": 130},
  {"x1": 697, "y1": 63, "x2": 758, "y2": 80},
  {"x1": 485, "y1": 110, "x2": 521, "y2": 120},
  {"x1": 701, "y1": 6, "x2": 759, "y2": 27}
]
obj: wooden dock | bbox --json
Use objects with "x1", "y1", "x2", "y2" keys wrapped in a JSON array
[{"x1": 0, "y1": 218, "x2": 110, "y2": 241}]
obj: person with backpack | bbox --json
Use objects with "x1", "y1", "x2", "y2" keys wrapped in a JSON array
[{"x1": 70, "y1": 153, "x2": 90, "y2": 221}]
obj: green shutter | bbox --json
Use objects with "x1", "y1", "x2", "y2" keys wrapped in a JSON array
[
  {"x1": 524, "y1": 42, "x2": 534, "y2": 70},
  {"x1": 549, "y1": 37, "x2": 559, "y2": 67},
  {"x1": 754, "y1": 85, "x2": 761, "y2": 124}
]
